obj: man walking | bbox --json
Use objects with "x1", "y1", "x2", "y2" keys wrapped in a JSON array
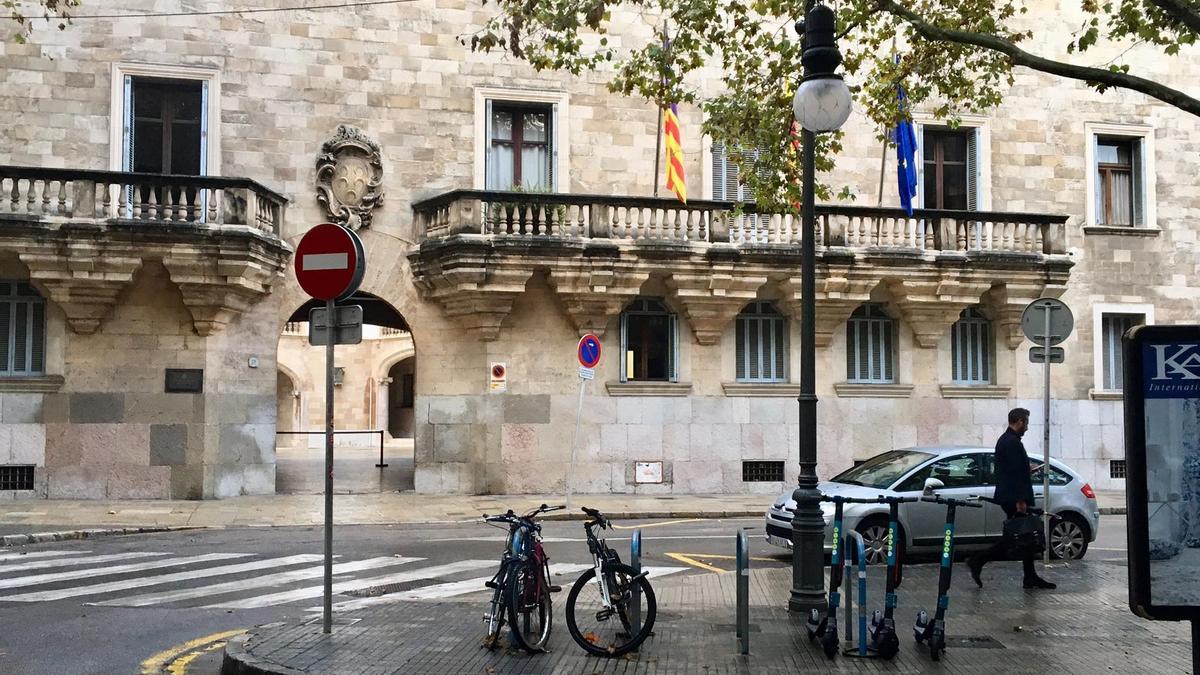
[{"x1": 968, "y1": 408, "x2": 1056, "y2": 590}]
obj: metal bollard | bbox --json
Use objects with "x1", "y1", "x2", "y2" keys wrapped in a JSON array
[
  {"x1": 736, "y1": 528, "x2": 750, "y2": 654},
  {"x1": 631, "y1": 529, "x2": 642, "y2": 636}
]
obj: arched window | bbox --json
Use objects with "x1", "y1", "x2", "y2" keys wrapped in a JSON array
[
  {"x1": 736, "y1": 302, "x2": 787, "y2": 382},
  {"x1": 0, "y1": 282, "x2": 46, "y2": 376},
  {"x1": 846, "y1": 304, "x2": 896, "y2": 383},
  {"x1": 619, "y1": 297, "x2": 677, "y2": 382},
  {"x1": 951, "y1": 307, "x2": 993, "y2": 384}
]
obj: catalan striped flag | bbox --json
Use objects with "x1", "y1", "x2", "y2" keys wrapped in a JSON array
[{"x1": 663, "y1": 103, "x2": 687, "y2": 203}]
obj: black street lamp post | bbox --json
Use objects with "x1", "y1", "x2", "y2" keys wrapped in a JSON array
[{"x1": 788, "y1": 2, "x2": 852, "y2": 614}]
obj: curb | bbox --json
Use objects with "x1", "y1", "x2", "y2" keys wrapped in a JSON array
[
  {"x1": 0, "y1": 525, "x2": 200, "y2": 547},
  {"x1": 222, "y1": 633, "x2": 304, "y2": 675},
  {"x1": 1100, "y1": 507, "x2": 1126, "y2": 515}
]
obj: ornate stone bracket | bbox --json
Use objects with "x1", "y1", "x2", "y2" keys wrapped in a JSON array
[
  {"x1": 547, "y1": 262, "x2": 649, "y2": 337},
  {"x1": 667, "y1": 267, "x2": 767, "y2": 344},
  {"x1": 410, "y1": 250, "x2": 533, "y2": 341},
  {"x1": 18, "y1": 239, "x2": 143, "y2": 334},
  {"x1": 884, "y1": 273, "x2": 994, "y2": 348},
  {"x1": 316, "y1": 124, "x2": 385, "y2": 230},
  {"x1": 162, "y1": 241, "x2": 290, "y2": 336},
  {"x1": 780, "y1": 264, "x2": 876, "y2": 347},
  {"x1": 988, "y1": 281, "x2": 1067, "y2": 350}
]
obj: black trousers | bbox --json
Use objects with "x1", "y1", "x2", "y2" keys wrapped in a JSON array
[{"x1": 973, "y1": 502, "x2": 1037, "y2": 580}]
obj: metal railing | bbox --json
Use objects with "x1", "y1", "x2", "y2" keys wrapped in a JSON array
[
  {"x1": 0, "y1": 166, "x2": 288, "y2": 236},
  {"x1": 412, "y1": 189, "x2": 1069, "y2": 255}
]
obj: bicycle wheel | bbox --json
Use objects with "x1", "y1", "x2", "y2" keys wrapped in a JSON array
[
  {"x1": 506, "y1": 559, "x2": 553, "y2": 653},
  {"x1": 484, "y1": 567, "x2": 507, "y2": 649},
  {"x1": 566, "y1": 563, "x2": 657, "y2": 658}
]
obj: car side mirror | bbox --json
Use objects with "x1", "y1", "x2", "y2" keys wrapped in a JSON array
[{"x1": 923, "y1": 477, "x2": 944, "y2": 495}]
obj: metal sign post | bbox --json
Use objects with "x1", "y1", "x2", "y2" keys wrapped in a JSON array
[
  {"x1": 1022, "y1": 298, "x2": 1073, "y2": 565},
  {"x1": 565, "y1": 335, "x2": 602, "y2": 511},
  {"x1": 294, "y1": 223, "x2": 365, "y2": 635}
]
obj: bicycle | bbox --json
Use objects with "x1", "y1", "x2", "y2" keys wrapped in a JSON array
[
  {"x1": 482, "y1": 504, "x2": 564, "y2": 653},
  {"x1": 565, "y1": 506, "x2": 657, "y2": 657}
]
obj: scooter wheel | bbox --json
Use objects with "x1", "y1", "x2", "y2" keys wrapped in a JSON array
[
  {"x1": 821, "y1": 629, "x2": 839, "y2": 659},
  {"x1": 930, "y1": 643, "x2": 941, "y2": 661},
  {"x1": 878, "y1": 633, "x2": 899, "y2": 660}
]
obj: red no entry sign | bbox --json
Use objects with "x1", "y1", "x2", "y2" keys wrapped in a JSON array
[
  {"x1": 295, "y1": 223, "x2": 365, "y2": 301},
  {"x1": 577, "y1": 334, "x2": 602, "y2": 368}
]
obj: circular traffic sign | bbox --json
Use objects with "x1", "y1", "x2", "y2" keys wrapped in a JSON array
[
  {"x1": 1021, "y1": 298, "x2": 1074, "y2": 345},
  {"x1": 492, "y1": 363, "x2": 506, "y2": 379},
  {"x1": 577, "y1": 334, "x2": 602, "y2": 368},
  {"x1": 294, "y1": 223, "x2": 365, "y2": 301}
]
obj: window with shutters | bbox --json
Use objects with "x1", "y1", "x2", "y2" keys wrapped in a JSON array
[
  {"x1": 712, "y1": 143, "x2": 769, "y2": 242},
  {"x1": 620, "y1": 297, "x2": 678, "y2": 382},
  {"x1": 486, "y1": 102, "x2": 554, "y2": 191},
  {"x1": 846, "y1": 304, "x2": 897, "y2": 384},
  {"x1": 920, "y1": 127, "x2": 978, "y2": 211},
  {"x1": 950, "y1": 307, "x2": 993, "y2": 385},
  {"x1": 0, "y1": 282, "x2": 46, "y2": 377},
  {"x1": 1094, "y1": 137, "x2": 1143, "y2": 226},
  {"x1": 735, "y1": 302, "x2": 787, "y2": 382},
  {"x1": 1100, "y1": 313, "x2": 1144, "y2": 390}
]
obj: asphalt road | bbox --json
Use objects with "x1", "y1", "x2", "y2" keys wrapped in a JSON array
[{"x1": 0, "y1": 514, "x2": 1129, "y2": 674}]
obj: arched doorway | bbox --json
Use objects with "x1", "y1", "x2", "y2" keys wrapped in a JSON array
[
  {"x1": 275, "y1": 291, "x2": 415, "y2": 494},
  {"x1": 386, "y1": 357, "x2": 415, "y2": 438}
]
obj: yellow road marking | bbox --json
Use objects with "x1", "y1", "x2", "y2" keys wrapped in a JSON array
[
  {"x1": 673, "y1": 553, "x2": 779, "y2": 563},
  {"x1": 140, "y1": 629, "x2": 245, "y2": 675},
  {"x1": 612, "y1": 519, "x2": 703, "y2": 530},
  {"x1": 167, "y1": 640, "x2": 228, "y2": 675},
  {"x1": 665, "y1": 552, "x2": 728, "y2": 573}
]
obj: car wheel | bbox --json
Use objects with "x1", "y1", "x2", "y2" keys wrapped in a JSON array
[
  {"x1": 1050, "y1": 514, "x2": 1090, "y2": 560},
  {"x1": 856, "y1": 518, "x2": 897, "y2": 566}
]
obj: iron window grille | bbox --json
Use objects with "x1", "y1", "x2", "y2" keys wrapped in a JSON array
[
  {"x1": 846, "y1": 304, "x2": 897, "y2": 384},
  {"x1": 0, "y1": 465, "x2": 34, "y2": 491},
  {"x1": 1101, "y1": 313, "x2": 1143, "y2": 390},
  {"x1": 951, "y1": 307, "x2": 993, "y2": 385},
  {"x1": 1110, "y1": 460, "x2": 1127, "y2": 479},
  {"x1": 735, "y1": 301, "x2": 788, "y2": 383},
  {"x1": 0, "y1": 282, "x2": 46, "y2": 377},
  {"x1": 742, "y1": 461, "x2": 785, "y2": 482}
]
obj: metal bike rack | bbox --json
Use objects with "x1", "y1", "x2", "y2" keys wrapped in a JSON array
[
  {"x1": 631, "y1": 528, "x2": 642, "y2": 635},
  {"x1": 736, "y1": 528, "x2": 750, "y2": 655}
]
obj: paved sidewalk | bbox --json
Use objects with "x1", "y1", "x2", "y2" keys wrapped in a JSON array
[
  {"x1": 0, "y1": 490, "x2": 1126, "y2": 536},
  {"x1": 222, "y1": 556, "x2": 1184, "y2": 674}
]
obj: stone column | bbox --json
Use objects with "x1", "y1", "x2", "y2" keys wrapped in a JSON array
[{"x1": 378, "y1": 377, "x2": 392, "y2": 438}]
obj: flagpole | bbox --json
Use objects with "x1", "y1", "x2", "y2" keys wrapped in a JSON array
[{"x1": 652, "y1": 21, "x2": 669, "y2": 198}]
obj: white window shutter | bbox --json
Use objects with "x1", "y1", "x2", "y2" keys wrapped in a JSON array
[
  {"x1": 484, "y1": 99, "x2": 493, "y2": 190},
  {"x1": 669, "y1": 314, "x2": 679, "y2": 382},
  {"x1": 1132, "y1": 138, "x2": 1144, "y2": 226},
  {"x1": 915, "y1": 125, "x2": 925, "y2": 209},
  {"x1": 712, "y1": 142, "x2": 727, "y2": 200},
  {"x1": 122, "y1": 75, "x2": 134, "y2": 172},
  {"x1": 199, "y1": 80, "x2": 210, "y2": 176},
  {"x1": 1092, "y1": 134, "x2": 1102, "y2": 224},
  {"x1": 549, "y1": 102, "x2": 558, "y2": 190},
  {"x1": 966, "y1": 128, "x2": 978, "y2": 211}
]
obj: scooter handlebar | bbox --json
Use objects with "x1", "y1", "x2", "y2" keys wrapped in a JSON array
[
  {"x1": 919, "y1": 494, "x2": 984, "y2": 508},
  {"x1": 820, "y1": 494, "x2": 921, "y2": 505}
]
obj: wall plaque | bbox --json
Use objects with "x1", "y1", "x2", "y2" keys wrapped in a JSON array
[{"x1": 165, "y1": 368, "x2": 204, "y2": 393}]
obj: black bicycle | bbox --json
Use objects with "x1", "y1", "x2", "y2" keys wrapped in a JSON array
[
  {"x1": 565, "y1": 506, "x2": 657, "y2": 657},
  {"x1": 482, "y1": 504, "x2": 563, "y2": 653}
]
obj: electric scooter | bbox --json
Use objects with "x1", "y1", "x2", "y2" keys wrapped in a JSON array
[
  {"x1": 867, "y1": 495, "x2": 919, "y2": 660},
  {"x1": 914, "y1": 483, "x2": 983, "y2": 661},
  {"x1": 806, "y1": 495, "x2": 846, "y2": 659}
]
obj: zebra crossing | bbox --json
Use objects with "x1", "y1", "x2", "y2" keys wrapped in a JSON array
[{"x1": 0, "y1": 549, "x2": 685, "y2": 610}]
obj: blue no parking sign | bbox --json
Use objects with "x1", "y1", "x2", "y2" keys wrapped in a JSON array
[{"x1": 577, "y1": 334, "x2": 602, "y2": 368}]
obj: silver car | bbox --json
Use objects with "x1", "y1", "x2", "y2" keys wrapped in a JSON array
[{"x1": 764, "y1": 446, "x2": 1101, "y2": 563}]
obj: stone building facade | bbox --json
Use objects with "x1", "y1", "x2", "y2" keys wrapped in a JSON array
[{"x1": 0, "y1": 0, "x2": 1196, "y2": 498}]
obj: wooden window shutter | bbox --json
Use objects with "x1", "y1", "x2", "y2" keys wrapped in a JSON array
[
  {"x1": 966, "y1": 128, "x2": 978, "y2": 211},
  {"x1": 735, "y1": 314, "x2": 747, "y2": 380}
]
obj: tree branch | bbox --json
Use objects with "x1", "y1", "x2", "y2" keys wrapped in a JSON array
[
  {"x1": 1147, "y1": 0, "x2": 1200, "y2": 36},
  {"x1": 876, "y1": 0, "x2": 1200, "y2": 118}
]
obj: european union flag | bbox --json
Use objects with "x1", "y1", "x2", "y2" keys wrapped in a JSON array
[{"x1": 894, "y1": 85, "x2": 918, "y2": 216}]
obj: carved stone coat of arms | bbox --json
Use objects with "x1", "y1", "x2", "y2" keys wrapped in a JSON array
[{"x1": 316, "y1": 125, "x2": 384, "y2": 230}]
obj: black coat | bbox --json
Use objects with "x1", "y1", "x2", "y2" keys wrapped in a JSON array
[{"x1": 992, "y1": 428, "x2": 1035, "y2": 505}]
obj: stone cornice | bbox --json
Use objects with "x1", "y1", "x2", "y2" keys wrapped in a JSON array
[{"x1": 722, "y1": 382, "x2": 802, "y2": 397}]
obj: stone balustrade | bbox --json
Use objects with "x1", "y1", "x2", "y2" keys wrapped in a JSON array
[
  {"x1": 412, "y1": 189, "x2": 1069, "y2": 255},
  {"x1": 0, "y1": 166, "x2": 287, "y2": 236}
]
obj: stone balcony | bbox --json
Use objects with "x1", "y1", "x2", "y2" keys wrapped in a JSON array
[
  {"x1": 0, "y1": 166, "x2": 291, "y2": 336},
  {"x1": 409, "y1": 190, "x2": 1073, "y2": 349}
]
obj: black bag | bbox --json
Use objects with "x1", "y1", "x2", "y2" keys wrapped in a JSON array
[{"x1": 1002, "y1": 514, "x2": 1046, "y2": 559}]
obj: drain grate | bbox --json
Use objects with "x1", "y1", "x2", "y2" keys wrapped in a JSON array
[{"x1": 947, "y1": 635, "x2": 1005, "y2": 649}]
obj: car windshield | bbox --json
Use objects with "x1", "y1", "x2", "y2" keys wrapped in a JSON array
[{"x1": 831, "y1": 450, "x2": 936, "y2": 490}]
